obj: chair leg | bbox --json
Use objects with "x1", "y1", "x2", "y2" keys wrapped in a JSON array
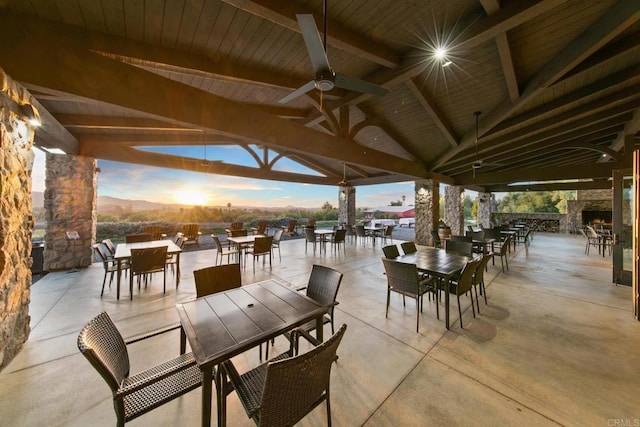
[
  {"x1": 457, "y1": 295, "x2": 463, "y2": 328},
  {"x1": 416, "y1": 298, "x2": 420, "y2": 333},
  {"x1": 386, "y1": 288, "x2": 390, "y2": 318}
]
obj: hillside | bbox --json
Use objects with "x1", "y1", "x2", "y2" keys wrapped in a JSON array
[{"x1": 31, "y1": 192, "x2": 310, "y2": 212}]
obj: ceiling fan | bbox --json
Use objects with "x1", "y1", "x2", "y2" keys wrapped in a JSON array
[
  {"x1": 471, "y1": 111, "x2": 502, "y2": 177},
  {"x1": 279, "y1": 1, "x2": 388, "y2": 104}
]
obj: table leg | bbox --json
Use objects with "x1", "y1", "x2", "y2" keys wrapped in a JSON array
[
  {"x1": 174, "y1": 253, "x2": 181, "y2": 286},
  {"x1": 202, "y1": 368, "x2": 213, "y2": 427},
  {"x1": 215, "y1": 365, "x2": 226, "y2": 427},
  {"x1": 316, "y1": 316, "x2": 324, "y2": 342},
  {"x1": 180, "y1": 327, "x2": 186, "y2": 355},
  {"x1": 444, "y1": 277, "x2": 450, "y2": 329}
]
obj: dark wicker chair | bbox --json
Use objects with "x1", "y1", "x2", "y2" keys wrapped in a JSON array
[
  {"x1": 304, "y1": 227, "x2": 318, "y2": 254},
  {"x1": 329, "y1": 228, "x2": 347, "y2": 253},
  {"x1": 193, "y1": 263, "x2": 241, "y2": 298},
  {"x1": 493, "y1": 235, "x2": 510, "y2": 272},
  {"x1": 129, "y1": 246, "x2": 168, "y2": 300},
  {"x1": 472, "y1": 253, "x2": 493, "y2": 312},
  {"x1": 93, "y1": 243, "x2": 128, "y2": 297},
  {"x1": 445, "y1": 239, "x2": 473, "y2": 256},
  {"x1": 77, "y1": 312, "x2": 202, "y2": 427},
  {"x1": 246, "y1": 235, "x2": 274, "y2": 271},
  {"x1": 223, "y1": 324, "x2": 347, "y2": 427},
  {"x1": 381, "y1": 258, "x2": 438, "y2": 332},
  {"x1": 400, "y1": 241, "x2": 417, "y2": 255},
  {"x1": 264, "y1": 265, "x2": 343, "y2": 360},
  {"x1": 448, "y1": 258, "x2": 482, "y2": 328},
  {"x1": 382, "y1": 244, "x2": 400, "y2": 259},
  {"x1": 355, "y1": 225, "x2": 369, "y2": 245}
]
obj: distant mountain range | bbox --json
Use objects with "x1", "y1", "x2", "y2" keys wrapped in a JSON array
[{"x1": 30, "y1": 191, "x2": 308, "y2": 212}]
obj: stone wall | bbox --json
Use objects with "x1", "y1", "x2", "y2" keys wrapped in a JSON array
[
  {"x1": 0, "y1": 71, "x2": 35, "y2": 370},
  {"x1": 338, "y1": 185, "x2": 355, "y2": 226},
  {"x1": 414, "y1": 180, "x2": 439, "y2": 246},
  {"x1": 477, "y1": 192, "x2": 493, "y2": 228},
  {"x1": 444, "y1": 186, "x2": 463, "y2": 236},
  {"x1": 492, "y1": 212, "x2": 567, "y2": 232},
  {"x1": 43, "y1": 154, "x2": 97, "y2": 270}
]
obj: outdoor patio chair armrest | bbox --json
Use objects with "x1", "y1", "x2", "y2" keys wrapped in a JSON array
[
  {"x1": 125, "y1": 323, "x2": 183, "y2": 345},
  {"x1": 116, "y1": 352, "x2": 199, "y2": 397}
]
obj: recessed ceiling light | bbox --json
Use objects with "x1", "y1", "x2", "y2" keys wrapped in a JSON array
[{"x1": 434, "y1": 47, "x2": 447, "y2": 59}]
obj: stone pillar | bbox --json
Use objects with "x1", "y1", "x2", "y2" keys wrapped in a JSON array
[
  {"x1": 43, "y1": 154, "x2": 97, "y2": 271},
  {"x1": 415, "y1": 179, "x2": 439, "y2": 246},
  {"x1": 338, "y1": 185, "x2": 355, "y2": 226},
  {"x1": 444, "y1": 185, "x2": 464, "y2": 236},
  {"x1": 477, "y1": 192, "x2": 492, "y2": 228},
  {"x1": 0, "y1": 70, "x2": 35, "y2": 370}
]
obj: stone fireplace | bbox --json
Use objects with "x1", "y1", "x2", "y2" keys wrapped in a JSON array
[{"x1": 566, "y1": 189, "x2": 614, "y2": 233}]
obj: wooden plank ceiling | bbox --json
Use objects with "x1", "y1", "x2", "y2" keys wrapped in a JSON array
[{"x1": 1, "y1": 0, "x2": 640, "y2": 192}]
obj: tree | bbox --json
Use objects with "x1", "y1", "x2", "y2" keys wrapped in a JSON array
[{"x1": 389, "y1": 200, "x2": 403, "y2": 206}]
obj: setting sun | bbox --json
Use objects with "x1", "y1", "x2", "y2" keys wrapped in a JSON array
[{"x1": 174, "y1": 190, "x2": 208, "y2": 206}]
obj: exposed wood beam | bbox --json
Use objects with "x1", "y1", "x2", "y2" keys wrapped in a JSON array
[
  {"x1": 5, "y1": 11, "x2": 308, "y2": 92},
  {"x1": 0, "y1": 23, "x2": 428, "y2": 179},
  {"x1": 556, "y1": 30, "x2": 640, "y2": 84},
  {"x1": 486, "y1": 180, "x2": 613, "y2": 192},
  {"x1": 81, "y1": 141, "x2": 338, "y2": 185},
  {"x1": 455, "y1": 0, "x2": 569, "y2": 51},
  {"x1": 355, "y1": 104, "x2": 423, "y2": 161},
  {"x1": 220, "y1": 0, "x2": 399, "y2": 68},
  {"x1": 611, "y1": 108, "x2": 640, "y2": 151},
  {"x1": 56, "y1": 114, "x2": 197, "y2": 132},
  {"x1": 433, "y1": 0, "x2": 640, "y2": 168},
  {"x1": 405, "y1": 79, "x2": 458, "y2": 147},
  {"x1": 26, "y1": 91, "x2": 79, "y2": 154},
  {"x1": 488, "y1": 65, "x2": 640, "y2": 136},
  {"x1": 456, "y1": 162, "x2": 627, "y2": 186},
  {"x1": 438, "y1": 94, "x2": 640, "y2": 172},
  {"x1": 480, "y1": 0, "x2": 520, "y2": 101}
]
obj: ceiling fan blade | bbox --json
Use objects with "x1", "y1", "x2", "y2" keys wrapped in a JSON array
[
  {"x1": 297, "y1": 14, "x2": 331, "y2": 73},
  {"x1": 334, "y1": 72, "x2": 388, "y2": 97},
  {"x1": 278, "y1": 80, "x2": 316, "y2": 104}
]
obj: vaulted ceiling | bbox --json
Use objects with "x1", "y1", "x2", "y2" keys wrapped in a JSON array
[{"x1": 1, "y1": 0, "x2": 640, "y2": 193}]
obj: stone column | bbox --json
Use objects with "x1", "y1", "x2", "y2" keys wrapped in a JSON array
[
  {"x1": 0, "y1": 70, "x2": 35, "y2": 370},
  {"x1": 444, "y1": 185, "x2": 464, "y2": 236},
  {"x1": 43, "y1": 153, "x2": 97, "y2": 271},
  {"x1": 338, "y1": 185, "x2": 355, "y2": 226},
  {"x1": 477, "y1": 192, "x2": 492, "y2": 228},
  {"x1": 414, "y1": 179, "x2": 439, "y2": 246}
]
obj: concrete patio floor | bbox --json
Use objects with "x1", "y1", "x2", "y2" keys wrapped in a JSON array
[{"x1": 1, "y1": 232, "x2": 638, "y2": 426}]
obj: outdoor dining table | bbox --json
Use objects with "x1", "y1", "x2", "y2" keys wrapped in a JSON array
[
  {"x1": 394, "y1": 247, "x2": 476, "y2": 329},
  {"x1": 364, "y1": 225, "x2": 385, "y2": 245},
  {"x1": 314, "y1": 229, "x2": 335, "y2": 253},
  {"x1": 175, "y1": 279, "x2": 328, "y2": 427},
  {"x1": 114, "y1": 239, "x2": 182, "y2": 300}
]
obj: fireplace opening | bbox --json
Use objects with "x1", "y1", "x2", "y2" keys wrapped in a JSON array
[{"x1": 582, "y1": 210, "x2": 612, "y2": 225}]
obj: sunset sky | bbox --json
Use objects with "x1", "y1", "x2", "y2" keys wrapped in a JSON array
[{"x1": 31, "y1": 148, "x2": 417, "y2": 209}]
